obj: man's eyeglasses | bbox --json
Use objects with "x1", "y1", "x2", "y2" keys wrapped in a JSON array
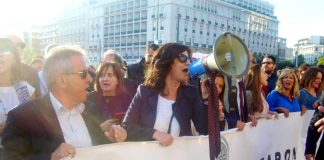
[
  {"x1": 63, "y1": 69, "x2": 88, "y2": 79},
  {"x1": 178, "y1": 53, "x2": 191, "y2": 63},
  {"x1": 261, "y1": 61, "x2": 274, "y2": 65}
]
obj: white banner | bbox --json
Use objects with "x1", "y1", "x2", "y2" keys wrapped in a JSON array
[{"x1": 68, "y1": 111, "x2": 315, "y2": 160}]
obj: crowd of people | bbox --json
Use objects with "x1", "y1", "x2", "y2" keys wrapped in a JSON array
[{"x1": 1, "y1": 35, "x2": 324, "y2": 160}]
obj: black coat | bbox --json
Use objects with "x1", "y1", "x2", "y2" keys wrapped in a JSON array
[
  {"x1": 1, "y1": 94, "x2": 108, "y2": 160},
  {"x1": 127, "y1": 58, "x2": 145, "y2": 84}
]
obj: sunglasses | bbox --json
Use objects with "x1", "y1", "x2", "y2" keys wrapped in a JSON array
[
  {"x1": 178, "y1": 53, "x2": 191, "y2": 63},
  {"x1": 63, "y1": 69, "x2": 88, "y2": 79},
  {"x1": 261, "y1": 61, "x2": 274, "y2": 65}
]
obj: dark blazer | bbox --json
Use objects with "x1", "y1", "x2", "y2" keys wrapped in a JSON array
[
  {"x1": 1, "y1": 94, "x2": 108, "y2": 160},
  {"x1": 127, "y1": 58, "x2": 145, "y2": 84},
  {"x1": 305, "y1": 94, "x2": 324, "y2": 160},
  {"x1": 123, "y1": 84, "x2": 208, "y2": 141},
  {"x1": 19, "y1": 63, "x2": 41, "y2": 97}
]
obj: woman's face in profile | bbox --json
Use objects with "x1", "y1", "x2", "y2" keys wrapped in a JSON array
[
  {"x1": 311, "y1": 71, "x2": 322, "y2": 89},
  {"x1": 0, "y1": 50, "x2": 15, "y2": 75},
  {"x1": 214, "y1": 76, "x2": 224, "y2": 96},
  {"x1": 168, "y1": 51, "x2": 190, "y2": 83},
  {"x1": 99, "y1": 66, "x2": 119, "y2": 95},
  {"x1": 260, "y1": 68, "x2": 268, "y2": 87}
]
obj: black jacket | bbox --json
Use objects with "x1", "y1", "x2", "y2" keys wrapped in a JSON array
[
  {"x1": 127, "y1": 58, "x2": 146, "y2": 84},
  {"x1": 1, "y1": 94, "x2": 108, "y2": 160}
]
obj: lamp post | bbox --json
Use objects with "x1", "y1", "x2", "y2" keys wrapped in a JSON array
[
  {"x1": 242, "y1": 9, "x2": 251, "y2": 48},
  {"x1": 98, "y1": 38, "x2": 102, "y2": 62},
  {"x1": 176, "y1": 9, "x2": 180, "y2": 42},
  {"x1": 156, "y1": 0, "x2": 160, "y2": 43},
  {"x1": 295, "y1": 40, "x2": 300, "y2": 67}
]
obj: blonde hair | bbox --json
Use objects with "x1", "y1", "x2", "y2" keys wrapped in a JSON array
[{"x1": 275, "y1": 68, "x2": 300, "y2": 98}]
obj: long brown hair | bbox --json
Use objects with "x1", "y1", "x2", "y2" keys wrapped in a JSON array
[
  {"x1": 144, "y1": 43, "x2": 191, "y2": 91},
  {"x1": 94, "y1": 62, "x2": 125, "y2": 95},
  {"x1": 245, "y1": 64, "x2": 263, "y2": 113}
]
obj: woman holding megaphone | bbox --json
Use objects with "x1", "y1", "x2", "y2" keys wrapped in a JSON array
[{"x1": 123, "y1": 43, "x2": 209, "y2": 146}]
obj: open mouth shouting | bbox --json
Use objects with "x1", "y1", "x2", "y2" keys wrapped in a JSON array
[{"x1": 182, "y1": 68, "x2": 189, "y2": 73}]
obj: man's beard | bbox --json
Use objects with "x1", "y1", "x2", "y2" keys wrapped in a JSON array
[{"x1": 265, "y1": 69, "x2": 273, "y2": 75}]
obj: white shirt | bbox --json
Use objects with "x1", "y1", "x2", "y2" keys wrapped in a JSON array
[
  {"x1": 49, "y1": 92, "x2": 92, "y2": 148},
  {"x1": 153, "y1": 95, "x2": 180, "y2": 137},
  {"x1": 236, "y1": 78, "x2": 244, "y2": 119},
  {"x1": 38, "y1": 71, "x2": 48, "y2": 96},
  {"x1": 0, "y1": 81, "x2": 35, "y2": 123}
]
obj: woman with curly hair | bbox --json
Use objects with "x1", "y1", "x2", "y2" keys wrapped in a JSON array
[
  {"x1": 266, "y1": 68, "x2": 301, "y2": 118},
  {"x1": 299, "y1": 67, "x2": 323, "y2": 110},
  {"x1": 123, "y1": 43, "x2": 208, "y2": 146}
]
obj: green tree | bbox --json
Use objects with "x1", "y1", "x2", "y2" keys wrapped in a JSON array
[
  {"x1": 277, "y1": 60, "x2": 294, "y2": 70},
  {"x1": 317, "y1": 57, "x2": 324, "y2": 66},
  {"x1": 295, "y1": 54, "x2": 305, "y2": 67},
  {"x1": 23, "y1": 45, "x2": 39, "y2": 64},
  {"x1": 254, "y1": 54, "x2": 263, "y2": 64}
]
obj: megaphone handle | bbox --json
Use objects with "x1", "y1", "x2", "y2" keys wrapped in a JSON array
[{"x1": 230, "y1": 76, "x2": 238, "y2": 88}]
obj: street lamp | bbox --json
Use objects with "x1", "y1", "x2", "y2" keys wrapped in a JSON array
[
  {"x1": 241, "y1": 9, "x2": 251, "y2": 48},
  {"x1": 156, "y1": 0, "x2": 160, "y2": 43},
  {"x1": 295, "y1": 40, "x2": 300, "y2": 67}
]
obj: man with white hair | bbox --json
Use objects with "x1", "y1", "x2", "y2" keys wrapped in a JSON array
[{"x1": 2, "y1": 45, "x2": 127, "y2": 160}]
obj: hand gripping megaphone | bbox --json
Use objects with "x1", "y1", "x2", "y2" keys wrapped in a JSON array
[{"x1": 189, "y1": 32, "x2": 250, "y2": 78}]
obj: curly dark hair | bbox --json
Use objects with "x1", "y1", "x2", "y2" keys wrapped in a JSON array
[
  {"x1": 144, "y1": 43, "x2": 191, "y2": 91},
  {"x1": 300, "y1": 67, "x2": 324, "y2": 93}
]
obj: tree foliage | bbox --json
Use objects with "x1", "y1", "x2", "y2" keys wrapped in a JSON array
[
  {"x1": 277, "y1": 60, "x2": 294, "y2": 70},
  {"x1": 317, "y1": 57, "x2": 324, "y2": 66},
  {"x1": 23, "y1": 45, "x2": 39, "y2": 64}
]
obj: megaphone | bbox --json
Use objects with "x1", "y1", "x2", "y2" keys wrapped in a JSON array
[{"x1": 189, "y1": 32, "x2": 249, "y2": 78}]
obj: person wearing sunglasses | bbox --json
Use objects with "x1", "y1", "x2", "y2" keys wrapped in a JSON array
[
  {"x1": 123, "y1": 43, "x2": 209, "y2": 146},
  {"x1": 6, "y1": 34, "x2": 41, "y2": 97},
  {"x1": 261, "y1": 55, "x2": 278, "y2": 97},
  {"x1": 1, "y1": 45, "x2": 125, "y2": 160},
  {"x1": 0, "y1": 38, "x2": 36, "y2": 136}
]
